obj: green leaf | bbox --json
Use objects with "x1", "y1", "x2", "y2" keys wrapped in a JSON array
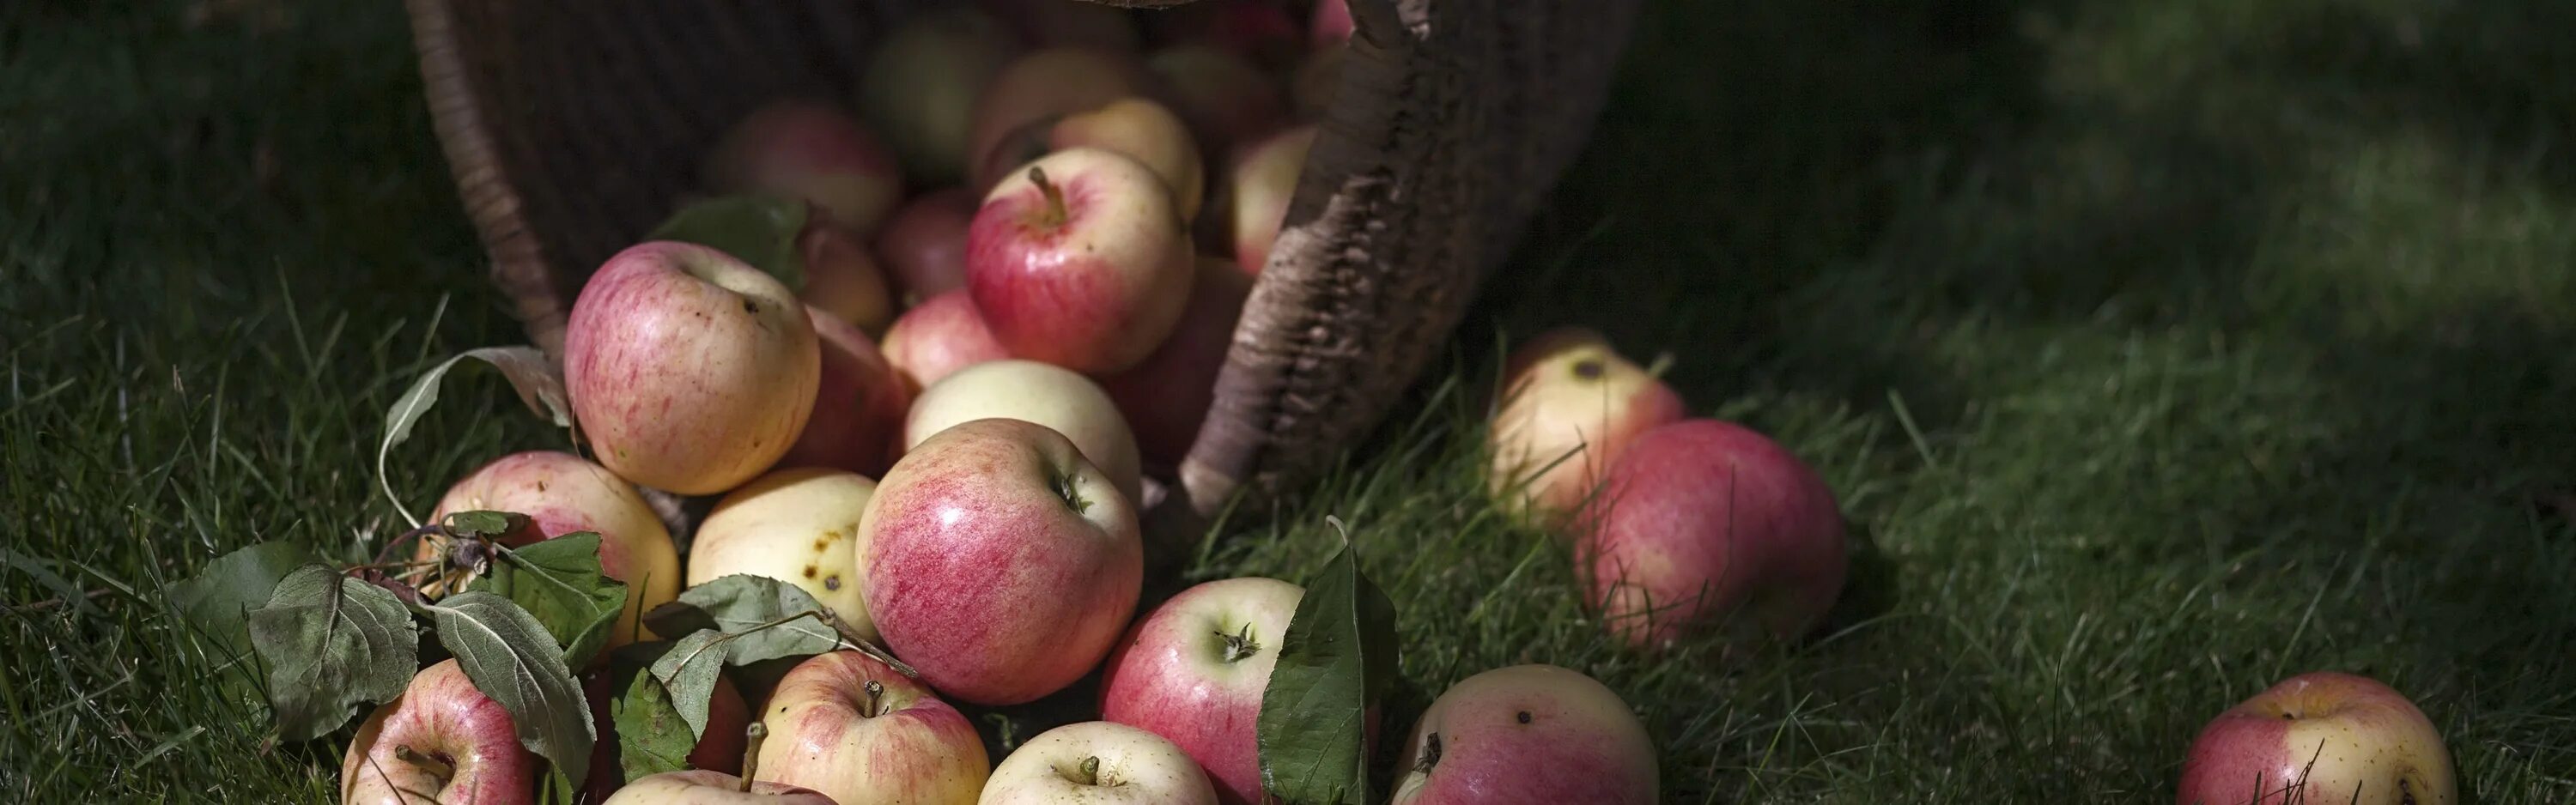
[
  {"x1": 169, "y1": 541, "x2": 319, "y2": 659},
  {"x1": 377, "y1": 346, "x2": 572, "y2": 527},
  {"x1": 1257, "y1": 535, "x2": 1400, "y2": 805},
  {"x1": 443, "y1": 511, "x2": 519, "y2": 540},
  {"x1": 648, "y1": 195, "x2": 810, "y2": 292},
  {"x1": 645, "y1": 631, "x2": 730, "y2": 740},
  {"x1": 466, "y1": 532, "x2": 628, "y2": 668},
  {"x1": 423, "y1": 590, "x2": 596, "y2": 783},
  {"x1": 609, "y1": 643, "x2": 696, "y2": 784},
  {"x1": 245, "y1": 565, "x2": 420, "y2": 741},
  {"x1": 642, "y1": 573, "x2": 887, "y2": 669}
]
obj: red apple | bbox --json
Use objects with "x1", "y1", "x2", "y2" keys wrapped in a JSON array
[
  {"x1": 775, "y1": 306, "x2": 909, "y2": 478},
  {"x1": 903, "y1": 359, "x2": 1144, "y2": 508},
  {"x1": 564, "y1": 241, "x2": 820, "y2": 495},
  {"x1": 858, "y1": 418, "x2": 1143, "y2": 705},
  {"x1": 873, "y1": 188, "x2": 978, "y2": 305},
  {"x1": 603, "y1": 768, "x2": 834, "y2": 804},
  {"x1": 1310, "y1": 0, "x2": 1353, "y2": 48},
  {"x1": 341, "y1": 659, "x2": 538, "y2": 805},
  {"x1": 977, "y1": 98, "x2": 1205, "y2": 220},
  {"x1": 981, "y1": 0, "x2": 1141, "y2": 51},
  {"x1": 427, "y1": 451, "x2": 681, "y2": 651},
  {"x1": 1097, "y1": 257, "x2": 1249, "y2": 469},
  {"x1": 582, "y1": 667, "x2": 753, "y2": 798},
  {"x1": 1485, "y1": 327, "x2": 1686, "y2": 522},
  {"x1": 1219, "y1": 124, "x2": 1311, "y2": 276},
  {"x1": 1097, "y1": 577, "x2": 1303, "y2": 805},
  {"x1": 2175, "y1": 671, "x2": 2457, "y2": 805},
  {"x1": 688, "y1": 468, "x2": 881, "y2": 644},
  {"x1": 858, "y1": 7, "x2": 1023, "y2": 185},
  {"x1": 967, "y1": 148, "x2": 1195, "y2": 374},
  {"x1": 981, "y1": 721, "x2": 1218, "y2": 805},
  {"x1": 965, "y1": 47, "x2": 1159, "y2": 193},
  {"x1": 1582, "y1": 419, "x2": 1847, "y2": 649},
  {"x1": 796, "y1": 221, "x2": 894, "y2": 336},
  {"x1": 1389, "y1": 664, "x2": 1658, "y2": 804},
  {"x1": 756, "y1": 651, "x2": 989, "y2": 805},
  {"x1": 706, "y1": 100, "x2": 904, "y2": 233},
  {"x1": 1147, "y1": 45, "x2": 1289, "y2": 155},
  {"x1": 878, "y1": 289, "x2": 1009, "y2": 391}
]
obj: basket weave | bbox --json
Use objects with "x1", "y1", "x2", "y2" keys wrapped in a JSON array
[{"x1": 405, "y1": 0, "x2": 1640, "y2": 515}]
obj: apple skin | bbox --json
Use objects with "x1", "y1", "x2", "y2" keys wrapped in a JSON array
[
  {"x1": 979, "y1": 98, "x2": 1206, "y2": 221},
  {"x1": 756, "y1": 651, "x2": 990, "y2": 805},
  {"x1": 601, "y1": 770, "x2": 835, "y2": 805},
  {"x1": 981, "y1": 0, "x2": 1140, "y2": 51},
  {"x1": 1096, "y1": 578, "x2": 1303, "y2": 805},
  {"x1": 428, "y1": 450, "x2": 682, "y2": 651},
  {"x1": 1581, "y1": 419, "x2": 1847, "y2": 649},
  {"x1": 1310, "y1": 0, "x2": 1353, "y2": 47},
  {"x1": 979, "y1": 721, "x2": 1218, "y2": 805},
  {"x1": 1221, "y1": 124, "x2": 1313, "y2": 276},
  {"x1": 706, "y1": 100, "x2": 905, "y2": 233},
  {"x1": 1388, "y1": 664, "x2": 1658, "y2": 805},
  {"x1": 581, "y1": 667, "x2": 754, "y2": 799},
  {"x1": 873, "y1": 188, "x2": 979, "y2": 305},
  {"x1": 903, "y1": 359, "x2": 1145, "y2": 508},
  {"x1": 1146, "y1": 45, "x2": 1289, "y2": 156},
  {"x1": 688, "y1": 468, "x2": 882, "y2": 644},
  {"x1": 2174, "y1": 672, "x2": 2456, "y2": 805},
  {"x1": 1097, "y1": 257, "x2": 1250, "y2": 470},
  {"x1": 776, "y1": 306, "x2": 910, "y2": 478},
  {"x1": 965, "y1": 47, "x2": 1159, "y2": 193},
  {"x1": 878, "y1": 289, "x2": 1009, "y2": 391},
  {"x1": 341, "y1": 659, "x2": 538, "y2": 805},
  {"x1": 967, "y1": 148, "x2": 1196, "y2": 374},
  {"x1": 563, "y1": 241, "x2": 820, "y2": 496},
  {"x1": 858, "y1": 418, "x2": 1144, "y2": 705},
  {"x1": 797, "y1": 221, "x2": 895, "y2": 336},
  {"x1": 858, "y1": 7, "x2": 1022, "y2": 185},
  {"x1": 1485, "y1": 327, "x2": 1686, "y2": 522}
]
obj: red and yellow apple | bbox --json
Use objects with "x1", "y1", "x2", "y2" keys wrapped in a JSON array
[
  {"x1": 873, "y1": 188, "x2": 979, "y2": 305},
  {"x1": 1389, "y1": 664, "x2": 1657, "y2": 805},
  {"x1": 903, "y1": 359, "x2": 1144, "y2": 509},
  {"x1": 980, "y1": 721, "x2": 1218, "y2": 805},
  {"x1": 706, "y1": 100, "x2": 904, "y2": 233},
  {"x1": 2175, "y1": 671, "x2": 2456, "y2": 805},
  {"x1": 341, "y1": 659, "x2": 538, "y2": 805},
  {"x1": 965, "y1": 47, "x2": 1159, "y2": 193},
  {"x1": 688, "y1": 468, "x2": 881, "y2": 644},
  {"x1": 1097, "y1": 577, "x2": 1303, "y2": 805},
  {"x1": 879, "y1": 289, "x2": 1009, "y2": 391},
  {"x1": 967, "y1": 148, "x2": 1195, "y2": 374},
  {"x1": 857, "y1": 8, "x2": 1022, "y2": 185},
  {"x1": 602, "y1": 768, "x2": 833, "y2": 804},
  {"x1": 1485, "y1": 327, "x2": 1685, "y2": 522},
  {"x1": 775, "y1": 306, "x2": 909, "y2": 478},
  {"x1": 1219, "y1": 124, "x2": 1311, "y2": 276},
  {"x1": 977, "y1": 98, "x2": 1205, "y2": 220},
  {"x1": 427, "y1": 450, "x2": 681, "y2": 651},
  {"x1": 756, "y1": 651, "x2": 989, "y2": 805},
  {"x1": 795, "y1": 221, "x2": 894, "y2": 336}
]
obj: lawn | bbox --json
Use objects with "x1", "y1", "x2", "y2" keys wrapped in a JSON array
[{"x1": 5, "y1": 0, "x2": 2574, "y2": 802}]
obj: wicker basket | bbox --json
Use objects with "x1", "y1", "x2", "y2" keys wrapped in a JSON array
[{"x1": 404, "y1": 0, "x2": 1640, "y2": 515}]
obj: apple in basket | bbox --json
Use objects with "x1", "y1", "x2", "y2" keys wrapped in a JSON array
[{"x1": 966, "y1": 148, "x2": 1194, "y2": 375}]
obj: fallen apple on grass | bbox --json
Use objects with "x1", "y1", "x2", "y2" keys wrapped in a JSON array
[
  {"x1": 1219, "y1": 124, "x2": 1312, "y2": 276},
  {"x1": 427, "y1": 450, "x2": 681, "y2": 650},
  {"x1": 859, "y1": 418, "x2": 1144, "y2": 705},
  {"x1": 966, "y1": 148, "x2": 1195, "y2": 374},
  {"x1": 1389, "y1": 664, "x2": 1658, "y2": 805},
  {"x1": 707, "y1": 100, "x2": 904, "y2": 233},
  {"x1": 1582, "y1": 419, "x2": 1848, "y2": 649},
  {"x1": 904, "y1": 358, "x2": 1144, "y2": 510},
  {"x1": 873, "y1": 188, "x2": 979, "y2": 304},
  {"x1": 340, "y1": 659, "x2": 538, "y2": 805},
  {"x1": 1097, "y1": 256, "x2": 1251, "y2": 469},
  {"x1": 879, "y1": 289, "x2": 1009, "y2": 390},
  {"x1": 1097, "y1": 577, "x2": 1303, "y2": 805},
  {"x1": 756, "y1": 650, "x2": 989, "y2": 805},
  {"x1": 687, "y1": 468, "x2": 881, "y2": 644},
  {"x1": 563, "y1": 241, "x2": 819, "y2": 496},
  {"x1": 858, "y1": 7, "x2": 1022, "y2": 185},
  {"x1": 1485, "y1": 327, "x2": 1685, "y2": 523},
  {"x1": 2175, "y1": 671, "x2": 2456, "y2": 805},
  {"x1": 976, "y1": 97, "x2": 1205, "y2": 221},
  {"x1": 979, "y1": 721, "x2": 1218, "y2": 805}
]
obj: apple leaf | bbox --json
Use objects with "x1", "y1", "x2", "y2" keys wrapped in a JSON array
[
  {"x1": 171, "y1": 541, "x2": 321, "y2": 663},
  {"x1": 645, "y1": 630, "x2": 730, "y2": 740},
  {"x1": 443, "y1": 510, "x2": 526, "y2": 541},
  {"x1": 1257, "y1": 534, "x2": 1400, "y2": 805},
  {"x1": 422, "y1": 590, "x2": 596, "y2": 784},
  {"x1": 641, "y1": 573, "x2": 905, "y2": 672},
  {"x1": 465, "y1": 532, "x2": 628, "y2": 668},
  {"x1": 648, "y1": 195, "x2": 809, "y2": 292},
  {"x1": 377, "y1": 346, "x2": 572, "y2": 527},
  {"x1": 245, "y1": 565, "x2": 420, "y2": 741},
  {"x1": 608, "y1": 642, "x2": 696, "y2": 784}
]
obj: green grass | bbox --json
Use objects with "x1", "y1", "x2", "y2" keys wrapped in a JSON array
[{"x1": 6, "y1": 0, "x2": 2575, "y2": 802}]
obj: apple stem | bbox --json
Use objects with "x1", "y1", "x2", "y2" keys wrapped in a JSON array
[
  {"x1": 1644, "y1": 352, "x2": 1675, "y2": 379},
  {"x1": 392, "y1": 744, "x2": 455, "y2": 783},
  {"x1": 1028, "y1": 166, "x2": 1067, "y2": 228},
  {"x1": 1217, "y1": 623, "x2": 1262, "y2": 664},
  {"x1": 1076, "y1": 755, "x2": 1102, "y2": 786},
  {"x1": 863, "y1": 679, "x2": 886, "y2": 718},
  {"x1": 738, "y1": 723, "x2": 768, "y2": 793}
]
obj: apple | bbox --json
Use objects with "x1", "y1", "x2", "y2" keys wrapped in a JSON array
[
  {"x1": 427, "y1": 450, "x2": 682, "y2": 651},
  {"x1": 1485, "y1": 327, "x2": 1686, "y2": 522},
  {"x1": 602, "y1": 769, "x2": 834, "y2": 805},
  {"x1": 705, "y1": 100, "x2": 904, "y2": 233},
  {"x1": 582, "y1": 666, "x2": 754, "y2": 798},
  {"x1": 796, "y1": 221, "x2": 894, "y2": 336},
  {"x1": 756, "y1": 650, "x2": 989, "y2": 805},
  {"x1": 775, "y1": 306, "x2": 909, "y2": 478},
  {"x1": 904, "y1": 359, "x2": 1144, "y2": 508},
  {"x1": 858, "y1": 7, "x2": 1022, "y2": 185},
  {"x1": 1096, "y1": 578, "x2": 1302, "y2": 805},
  {"x1": 878, "y1": 289, "x2": 1009, "y2": 390},
  {"x1": 341, "y1": 659, "x2": 538, "y2": 805},
  {"x1": 1311, "y1": 0, "x2": 1353, "y2": 48},
  {"x1": 859, "y1": 418, "x2": 1144, "y2": 705},
  {"x1": 2175, "y1": 671, "x2": 2456, "y2": 805},
  {"x1": 1581, "y1": 419, "x2": 1847, "y2": 649},
  {"x1": 564, "y1": 241, "x2": 820, "y2": 495},
  {"x1": 965, "y1": 47, "x2": 1159, "y2": 193},
  {"x1": 976, "y1": 98, "x2": 1205, "y2": 220},
  {"x1": 1146, "y1": 45, "x2": 1288, "y2": 155},
  {"x1": 1389, "y1": 664, "x2": 1657, "y2": 805},
  {"x1": 967, "y1": 148, "x2": 1195, "y2": 374},
  {"x1": 979, "y1": 721, "x2": 1218, "y2": 805},
  {"x1": 1219, "y1": 124, "x2": 1312, "y2": 276},
  {"x1": 688, "y1": 468, "x2": 882, "y2": 644},
  {"x1": 1097, "y1": 257, "x2": 1249, "y2": 470},
  {"x1": 981, "y1": 0, "x2": 1140, "y2": 51},
  {"x1": 873, "y1": 188, "x2": 978, "y2": 304}
]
